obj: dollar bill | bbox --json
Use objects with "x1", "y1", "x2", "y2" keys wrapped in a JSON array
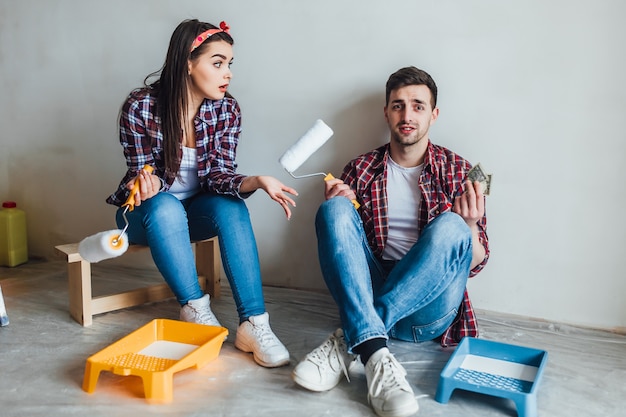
[{"x1": 467, "y1": 163, "x2": 491, "y2": 195}]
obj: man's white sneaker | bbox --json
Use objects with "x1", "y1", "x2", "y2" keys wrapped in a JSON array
[
  {"x1": 234, "y1": 312, "x2": 290, "y2": 368},
  {"x1": 365, "y1": 348, "x2": 419, "y2": 417},
  {"x1": 179, "y1": 294, "x2": 222, "y2": 327},
  {"x1": 292, "y1": 328, "x2": 356, "y2": 392}
]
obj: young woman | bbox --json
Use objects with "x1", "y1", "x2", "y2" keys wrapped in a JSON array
[{"x1": 106, "y1": 19, "x2": 297, "y2": 368}]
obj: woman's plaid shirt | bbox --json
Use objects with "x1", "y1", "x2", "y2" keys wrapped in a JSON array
[
  {"x1": 107, "y1": 88, "x2": 247, "y2": 206},
  {"x1": 340, "y1": 141, "x2": 490, "y2": 347}
]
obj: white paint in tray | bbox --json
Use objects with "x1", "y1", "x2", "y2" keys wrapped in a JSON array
[
  {"x1": 138, "y1": 341, "x2": 198, "y2": 360},
  {"x1": 460, "y1": 354, "x2": 538, "y2": 382}
]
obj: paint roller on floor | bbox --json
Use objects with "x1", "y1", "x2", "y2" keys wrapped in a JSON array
[
  {"x1": 78, "y1": 165, "x2": 154, "y2": 263},
  {"x1": 279, "y1": 119, "x2": 360, "y2": 209},
  {"x1": 0, "y1": 284, "x2": 9, "y2": 327}
]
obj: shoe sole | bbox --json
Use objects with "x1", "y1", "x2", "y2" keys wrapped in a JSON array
[
  {"x1": 234, "y1": 339, "x2": 290, "y2": 368},
  {"x1": 369, "y1": 398, "x2": 419, "y2": 417},
  {"x1": 292, "y1": 370, "x2": 341, "y2": 392}
]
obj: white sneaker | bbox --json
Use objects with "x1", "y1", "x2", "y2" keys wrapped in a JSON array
[
  {"x1": 234, "y1": 312, "x2": 290, "y2": 368},
  {"x1": 180, "y1": 294, "x2": 222, "y2": 327},
  {"x1": 292, "y1": 328, "x2": 356, "y2": 392},
  {"x1": 365, "y1": 348, "x2": 419, "y2": 417}
]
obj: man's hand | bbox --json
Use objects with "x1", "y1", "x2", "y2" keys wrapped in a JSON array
[
  {"x1": 453, "y1": 180, "x2": 485, "y2": 228},
  {"x1": 453, "y1": 180, "x2": 486, "y2": 269},
  {"x1": 324, "y1": 177, "x2": 357, "y2": 202}
]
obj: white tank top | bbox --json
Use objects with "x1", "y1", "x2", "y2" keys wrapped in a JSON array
[
  {"x1": 381, "y1": 157, "x2": 423, "y2": 260},
  {"x1": 168, "y1": 147, "x2": 201, "y2": 200}
]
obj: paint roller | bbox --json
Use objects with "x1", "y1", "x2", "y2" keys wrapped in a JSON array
[
  {"x1": 78, "y1": 165, "x2": 154, "y2": 262},
  {"x1": 279, "y1": 119, "x2": 360, "y2": 209},
  {"x1": 0, "y1": 284, "x2": 9, "y2": 327}
]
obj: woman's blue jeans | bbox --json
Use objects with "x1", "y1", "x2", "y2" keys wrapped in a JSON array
[
  {"x1": 315, "y1": 197, "x2": 472, "y2": 352},
  {"x1": 116, "y1": 192, "x2": 265, "y2": 321}
]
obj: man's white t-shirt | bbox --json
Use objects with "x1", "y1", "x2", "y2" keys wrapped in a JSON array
[{"x1": 381, "y1": 157, "x2": 423, "y2": 260}]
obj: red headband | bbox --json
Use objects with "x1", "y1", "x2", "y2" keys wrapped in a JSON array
[{"x1": 190, "y1": 21, "x2": 230, "y2": 53}]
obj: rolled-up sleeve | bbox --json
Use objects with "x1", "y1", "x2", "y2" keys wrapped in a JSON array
[{"x1": 107, "y1": 91, "x2": 161, "y2": 206}]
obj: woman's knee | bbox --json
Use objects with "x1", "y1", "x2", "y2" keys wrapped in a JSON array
[
  {"x1": 142, "y1": 193, "x2": 187, "y2": 227},
  {"x1": 187, "y1": 195, "x2": 255, "y2": 244},
  {"x1": 193, "y1": 194, "x2": 249, "y2": 223},
  {"x1": 120, "y1": 193, "x2": 188, "y2": 244}
]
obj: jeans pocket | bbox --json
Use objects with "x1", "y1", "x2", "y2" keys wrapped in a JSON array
[{"x1": 408, "y1": 307, "x2": 459, "y2": 343}]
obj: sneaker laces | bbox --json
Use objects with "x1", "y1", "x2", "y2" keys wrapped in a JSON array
[
  {"x1": 248, "y1": 321, "x2": 281, "y2": 349},
  {"x1": 190, "y1": 304, "x2": 219, "y2": 324},
  {"x1": 306, "y1": 333, "x2": 351, "y2": 383},
  {"x1": 368, "y1": 353, "x2": 409, "y2": 399}
]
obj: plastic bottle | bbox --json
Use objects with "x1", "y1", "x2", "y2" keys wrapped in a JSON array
[{"x1": 0, "y1": 201, "x2": 28, "y2": 267}]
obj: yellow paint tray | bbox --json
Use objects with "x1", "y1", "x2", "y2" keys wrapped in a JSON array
[{"x1": 82, "y1": 318, "x2": 228, "y2": 403}]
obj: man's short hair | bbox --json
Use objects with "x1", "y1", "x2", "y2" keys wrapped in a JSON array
[{"x1": 385, "y1": 66, "x2": 438, "y2": 109}]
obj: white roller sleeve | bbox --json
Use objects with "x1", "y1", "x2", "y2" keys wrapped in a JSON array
[
  {"x1": 279, "y1": 119, "x2": 334, "y2": 173},
  {"x1": 78, "y1": 230, "x2": 129, "y2": 263},
  {"x1": 0, "y1": 285, "x2": 9, "y2": 326}
]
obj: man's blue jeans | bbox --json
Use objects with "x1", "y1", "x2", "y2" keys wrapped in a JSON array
[
  {"x1": 116, "y1": 192, "x2": 265, "y2": 321},
  {"x1": 315, "y1": 197, "x2": 472, "y2": 352}
]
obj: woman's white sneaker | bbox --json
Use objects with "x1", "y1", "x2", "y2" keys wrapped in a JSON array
[
  {"x1": 179, "y1": 294, "x2": 222, "y2": 327},
  {"x1": 234, "y1": 312, "x2": 290, "y2": 368}
]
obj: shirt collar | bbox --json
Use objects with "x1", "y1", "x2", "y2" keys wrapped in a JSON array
[
  {"x1": 196, "y1": 97, "x2": 227, "y2": 125},
  {"x1": 383, "y1": 140, "x2": 435, "y2": 173},
  {"x1": 423, "y1": 140, "x2": 436, "y2": 174}
]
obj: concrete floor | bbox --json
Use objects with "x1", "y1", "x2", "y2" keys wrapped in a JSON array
[{"x1": 0, "y1": 259, "x2": 625, "y2": 417}]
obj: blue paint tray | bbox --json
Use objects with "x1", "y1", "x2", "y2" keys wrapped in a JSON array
[{"x1": 435, "y1": 337, "x2": 548, "y2": 417}]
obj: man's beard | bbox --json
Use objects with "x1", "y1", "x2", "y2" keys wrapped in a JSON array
[{"x1": 390, "y1": 126, "x2": 425, "y2": 148}]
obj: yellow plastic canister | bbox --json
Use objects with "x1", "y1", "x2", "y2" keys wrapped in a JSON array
[{"x1": 0, "y1": 201, "x2": 28, "y2": 267}]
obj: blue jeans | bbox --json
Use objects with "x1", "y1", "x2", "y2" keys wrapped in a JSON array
[
  {"x1": 315, "y1": 197, "x2": 472, "y2": 352},
  {"x1": 116, "y1": 192, "x2": 265, "y2": 321}
]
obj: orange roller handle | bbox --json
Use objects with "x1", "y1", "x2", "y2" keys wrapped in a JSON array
[
  {"x1": 122, "y1": 165, "x2": 155, "y2": 212},
  {"x1": 323, "y1": 173, "x2": 360, "y2": 210}
]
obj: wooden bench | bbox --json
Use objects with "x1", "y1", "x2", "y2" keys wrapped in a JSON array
[{"x1": 55, "y1": 237, "x2": 221, "y2": 326}]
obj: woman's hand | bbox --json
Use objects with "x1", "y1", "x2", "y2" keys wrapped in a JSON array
[
  {"x1": 244, "y1": 175, "x2": 298, "y2": 219},
  {"x1": 125, "y1": 168, "x2": 161, "y2": 207}
]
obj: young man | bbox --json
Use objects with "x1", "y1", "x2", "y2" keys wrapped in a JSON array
[{"x1": 292, "y1": 66, "x2": 489, "y2": 417}]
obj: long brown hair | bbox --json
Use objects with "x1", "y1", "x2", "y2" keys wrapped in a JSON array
[{"x1": 144, "y1": 19, "x2": 234, "y2": 179}]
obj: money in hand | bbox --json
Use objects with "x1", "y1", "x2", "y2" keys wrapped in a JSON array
[{"x1": 467, "y1": 163, "x2": 492, "y2": 195}]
